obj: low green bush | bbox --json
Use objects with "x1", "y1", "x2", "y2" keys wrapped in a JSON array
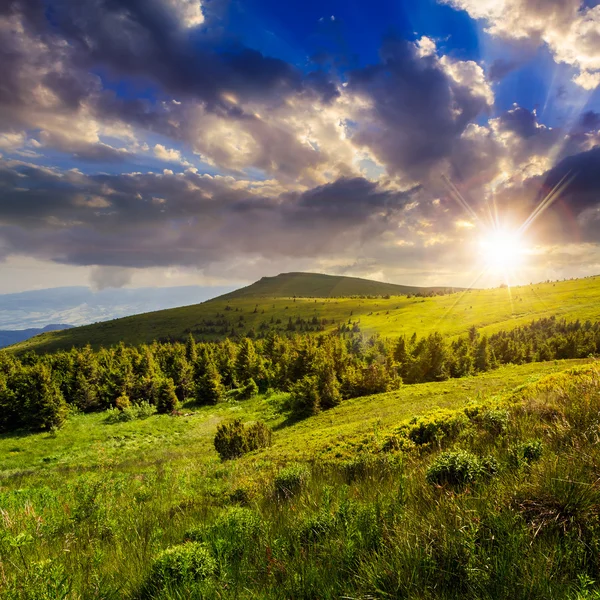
[
  {"x1": 509, "y1": 440, "x2": 544, "y2": 468},
  {"x1": 482, "y1": 408, "x2": 510, "y2": 434},
  {"x1": 401, "y1": 409, "x2": 469, "y2": 446},
  {"x1": 213, "y1": 419, "x2": 272, "y2": 460},
  {"x1": 144, "y1": 542, "x2": 216, "y2": 593},
  {"x1": 104, "y1": 401, "x2": 156, "y2": 423},
  {"x1": 426, "y1": 450, "x2": 483, "y2": 487}
]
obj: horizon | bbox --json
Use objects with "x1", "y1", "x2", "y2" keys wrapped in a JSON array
[{"x1": 1, "y1": 0, "x2": 600, "y2": 297}]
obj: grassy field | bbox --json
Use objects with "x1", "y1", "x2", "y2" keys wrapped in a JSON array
[
  {"x1": 10, "y1": 273, "x2": 600, "y2": 353},
  {"x1": 2, "y1": 358, "x2": 598, "y2": 599}
]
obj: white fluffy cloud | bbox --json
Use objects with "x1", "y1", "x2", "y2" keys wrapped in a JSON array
[{"x1": 442, "y1": 0, "x2": 600, "y2": 89}]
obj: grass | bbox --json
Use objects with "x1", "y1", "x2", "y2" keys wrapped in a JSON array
[
  {"x1": 10, "y1": 273, "x2": 600, "y2": 353},
  {"x1": 1, "y1": 358, "x2": 599, "y2": 599}
]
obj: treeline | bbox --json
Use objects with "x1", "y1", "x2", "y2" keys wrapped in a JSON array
[{"x1": 1, "y1": 317, "x2": 599, "y2": 433}]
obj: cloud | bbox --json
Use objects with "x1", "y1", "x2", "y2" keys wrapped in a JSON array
[
  {"x1": 153, "y1": 144, "x2": 191, "y2": 166},
  {"x1": 90, "y1": 266, "x2": 134, "y2": 290},
  {"x1": 442, "y1": 0, "x2": 600, "y2": 88},
  {"x1": 346, "y1": 37, "x2": 493, "y2": 182}
]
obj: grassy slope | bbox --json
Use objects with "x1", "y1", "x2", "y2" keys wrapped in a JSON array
[
  {"x1": 1, "y1": 358, "x2": 597, "y2": 599},
  {"x1": 10, "y1": 274, "x2": 600, "y2": 353},
  {"x1": 0, "y1": 359, "x2": 590, "y2": 476}
]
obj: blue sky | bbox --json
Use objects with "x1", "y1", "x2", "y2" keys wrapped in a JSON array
[{"x1": 0, "y1": 0, "x2": 599, "y2": 294}]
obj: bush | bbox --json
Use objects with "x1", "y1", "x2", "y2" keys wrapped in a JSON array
[
  {"x1": 115, "y1": 394, "x2": 131, "y2": 411},
  {"x1": 186, "y1": 507, "x2": 264, "y2": 561},
  {"x1": 482, "y1": 408, "x2": 510, "y2": 434},
  {"x1": 213, "y1": 419, "x2": 271, "y2": 460},
  {"x1": 402, "y1": 409, "x2": 469, "y2": 446},
  {"x1": 144, "y1": 542, "x2": 216, "y2": 592},
  {"x1": 426, "y1": 450, "x2": 482, "y2": 487},
  {"x1": 104, "y1": 401, "x2": 156, "y2": 424},
  {"x1": 5, "y1": 364, "x2": 68, "y2": 432},
  {"x1": 156, "y1": 377, "x2": 178, "y2": 414},
  {"x1": 235, "y1": 378, "x2": 259, "y2": 400},
  {"x1": 289, "y1": 375, "x2": 320, "y2": 418},
  {"x1": 274, "y1": 464, "x2": 310, "y2": 498},
  {"x1": 509, "y1": 440, "x2": 544, "y2": 468}
]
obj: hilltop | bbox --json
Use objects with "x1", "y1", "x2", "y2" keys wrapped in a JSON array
[
  {"x1": 219, "y1": 272, "x2": 460, "y2": 299},
  {"x1": 8, "y1": 272, "x2": 600, "y2": 354}
]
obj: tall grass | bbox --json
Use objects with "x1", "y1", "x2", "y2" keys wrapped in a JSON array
[{"x1": 2, "y1": 364, "x2": 600, "y2": 598}]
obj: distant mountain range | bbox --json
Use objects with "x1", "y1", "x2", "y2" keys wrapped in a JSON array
[
  {"x1": 0, "y1": 285, "x2": 239, "y2": 331},
  {"x1": 0, "y1": 324, "x2": 75, "y2": 349}
]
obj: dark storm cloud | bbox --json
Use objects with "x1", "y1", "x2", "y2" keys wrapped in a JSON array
[
  {"x1": 0, "y1": 159, "x2": 418, "y2": 268},
  {"x1": 541, "y1": 146, "x2": 600, "y2": 215},
  {"x1": 497, "y1": 106, "x2": 539, "y2": 138},
  {"x1": 10, "y1": 0, "x2": 330, "y2": 108},
  {"x1": 346, "y1": 38, "x2": 491, "y2": 181}
]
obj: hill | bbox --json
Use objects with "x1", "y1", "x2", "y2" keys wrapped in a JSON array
[
  {"x1": 8, "y1": 272, "x2": 600, "y2": 354},
  {"x1": 0, "y1": 323, "x2": 74, "y2": 349},
  {"x1": 219, "y1": 271, "x2": 460, "y2": 299}
]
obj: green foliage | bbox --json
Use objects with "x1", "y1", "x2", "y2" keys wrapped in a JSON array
[
  {"x1": 144, "y1": 542, "x2": 216, "y2": 593},
  {"x1": 104, "y1": 401, "x2": 156, "y2": 423},
  {"x1": 195, "y1": 360, "x2": 224, "y2": 405},
  {"x1": 274, "y1": 464, "x2": 310, "y2": 498},
  {"x1": 426, "y1": 450, "x2": 485, "y2": 487},
  {"x1": 186, "y1": 507, "x2": 264, "y2": 561},
  {"x1": 402, "y1": 409, "x2": 469, "y2": 446},
  {"x1": 482, "y1": 408, "x2": 510, "y2": 434},
  {"x1": 509, "y1": 440, "x2": 544, "y2": 468},
  {"x1": 213, "y1": 419, "x2": 272, "y2": 460},
  {"x1": 155, "y1": 378, "x2": 178, "y2": 414},
  {"x1": 234, "y1": 377, "x2": 259, "y2": 400}
]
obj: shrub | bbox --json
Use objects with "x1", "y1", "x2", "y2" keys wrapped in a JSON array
[
  {"x1": 115, "y1": 393, "x2": 131, "y2": 411},
  {"x1": 187, "y1": 507, "x2": 264, "y2": 561},
  {"x1": 402, "y1": 409, "x2": 469, "y2": 446},
  {"x1": 156, "y1": 377, "x2": 178, "y2": 414},
  {"x1": 482, "y1": 408, "x2": 510, "y2": 434},
  {"x1": 144, "y1": 542, "x2": 216, "y2": 592},
  {"x1": 213, "y1": 419, "x2": 271, "y2": 460},
  {"x1": 274, "y1": 464, "x2": 309, "y2": 498},
  {"x1": 289, "y1": 375, "x2": 321, "y2": 418},
  {"x1": 104, "y1": 401, "x2": 156, "y2": 424},
  {"x1": 509, "y1": 440, "x2": 544, "y2": 467},
  {"x1": 235, "y1": 377, "x2": 259, "y2": 400},
  {"x1": 7, "y1": 364, "x2": 68, "y2": 432},
  {"x1": 426, "y1": 450, "x2": 482, "y2": 487},
  {"x1": 195, "y1": 362, "x2": 224, "y2": 405}
]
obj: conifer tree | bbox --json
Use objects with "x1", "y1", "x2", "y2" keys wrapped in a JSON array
[{"x1": 195, "y1": 360, "x2": 224, "y2": 405}]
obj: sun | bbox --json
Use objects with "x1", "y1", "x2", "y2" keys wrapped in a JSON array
[{"x1": 479, "y1": 229, "x2": 525, "y2": 273}]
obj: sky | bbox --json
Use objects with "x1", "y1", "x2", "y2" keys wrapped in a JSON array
[{"x1": 1, "y1": 0, "x2": 600, "y2": 294}]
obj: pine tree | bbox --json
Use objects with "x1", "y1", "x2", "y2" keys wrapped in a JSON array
[
  {"x1": 156, "y1": 377, "x2": 178, "y2": 414},
  {"x1": 236, "y1": 338, "x2": 258, "y2": 384},
  {"x1": 185, "y1": 333, "x2": 197, "y2": 363},
  {"x1": 195, "y1": 361, "x2": 224, "y2": 405}
]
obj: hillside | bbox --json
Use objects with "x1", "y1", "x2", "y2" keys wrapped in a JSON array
[
  {"x1": 8, "y1": 272, "x2": 600, "y2": 353},
  {"x1": 0, "y1": 323, "x2": 74, "y2": 349},
  {"x1": 2, "y1": 359, "x2": 599, "y2": 599},
  {"x1": 219, "y1": 271, "x2": 460, "y2": 299}
]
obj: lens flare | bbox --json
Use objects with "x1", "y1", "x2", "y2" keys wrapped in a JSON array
[{"x1": 479, "y1": 229, "x2": 525, "y2": 273}]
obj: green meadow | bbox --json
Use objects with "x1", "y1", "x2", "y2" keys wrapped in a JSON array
[
  {"x1": 11, "y1": 273, "x2": 600, "y2": 353},
  {"x1": 4, "y1": 273, "x2": 600, "y2": 599},
  {"x1": 2, "y1": 358, "x2": 600, "y2": 598}
]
